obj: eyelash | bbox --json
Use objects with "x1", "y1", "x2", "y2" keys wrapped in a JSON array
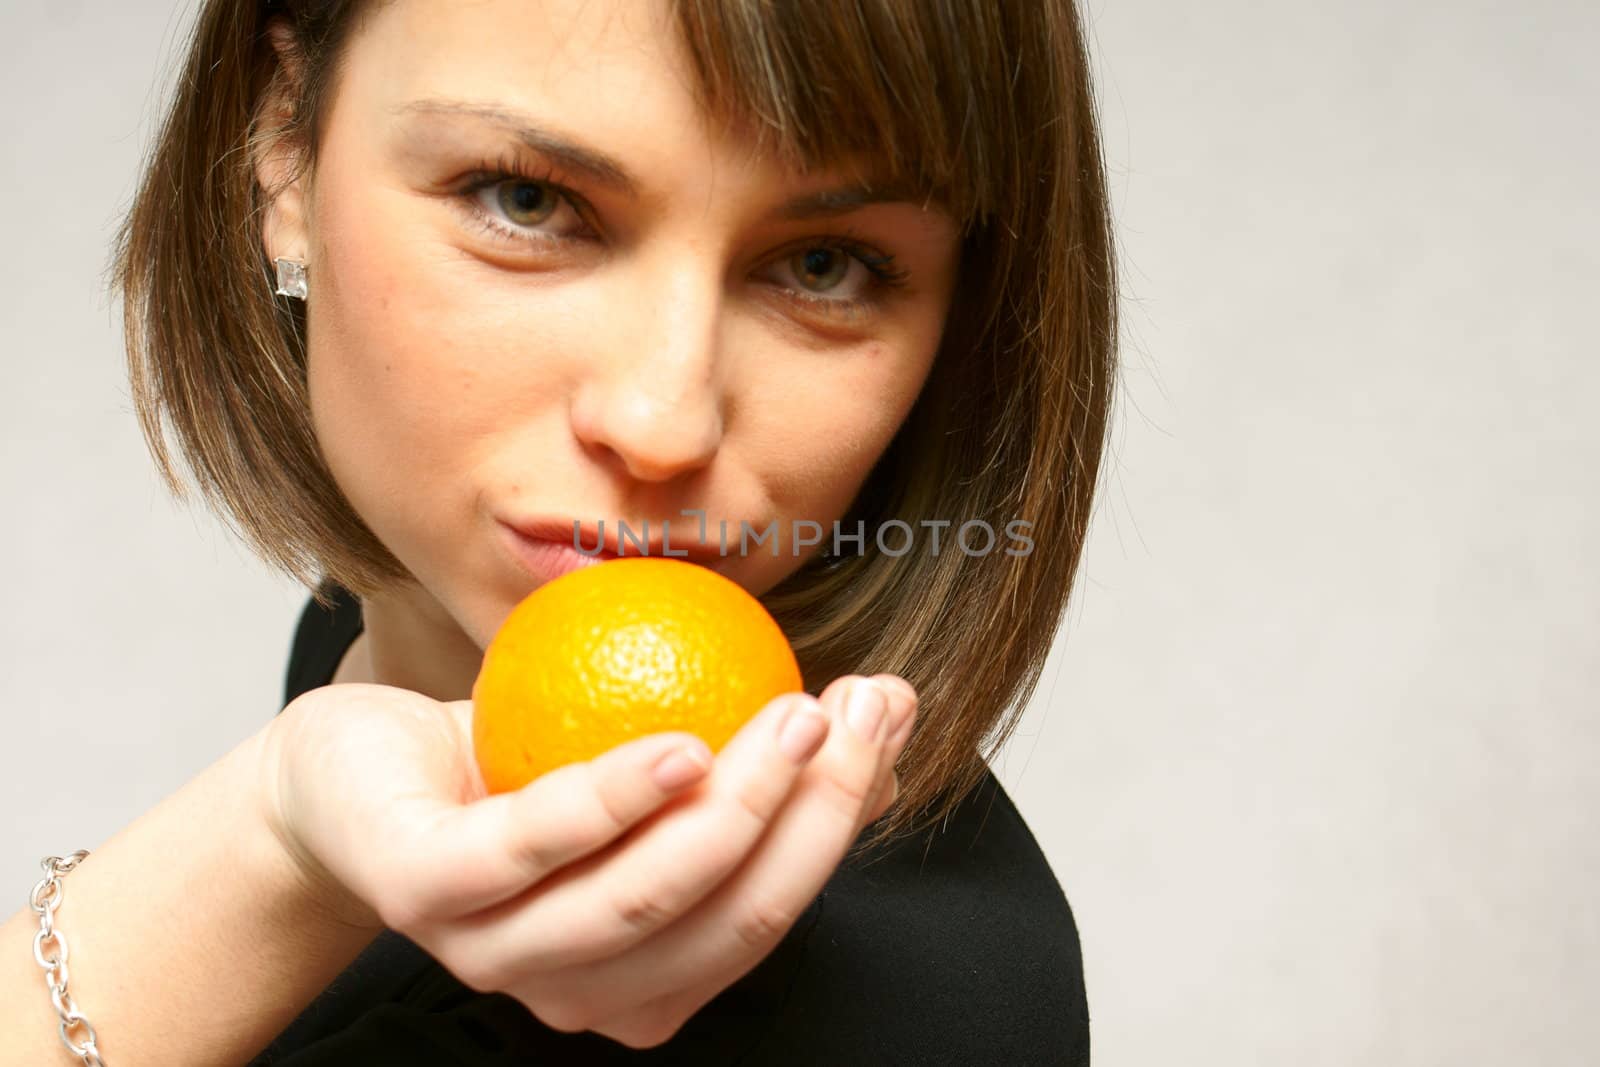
[{"x1": 454, "y1": 150, "x2": 913, "y2": 323}]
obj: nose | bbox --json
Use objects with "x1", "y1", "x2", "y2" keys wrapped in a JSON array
[{"x1": 569, "y1": 250, "x2": 727, "y2": 483}]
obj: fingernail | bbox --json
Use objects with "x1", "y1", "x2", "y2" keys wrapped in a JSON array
[
  {"x1": 777, "y1": 697, "x2": 829, "y2": 764},
  {"x1": 845, "y1": 680, "x2": 887, "y2": 742},
  {"x1": 652, "y1": 743, "x2": 711, "y2": 790},
  {"x1": 872, "y1": 676, "x2": 916, "y2": 740},
  {"x1": 888, "y1": 709, "x2": 915, "y2": 751},
  {"x1": 877, "y1": 676, "x2": 918, "y2": 705},
  {"x1": 884, "y1": 699, "x2": 912, "y2": 743}
]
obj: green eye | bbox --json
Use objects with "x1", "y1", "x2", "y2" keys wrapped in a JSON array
[
  {"x1": 791, "y1": 247, "x2": 851, "y2": 293},
  {"x1": 497, "y1": 181, "x2": 560, "y2": 227}
]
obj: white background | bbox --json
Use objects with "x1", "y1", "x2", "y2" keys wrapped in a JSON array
[{"x1": 3, "y1": 2, "x2": 1596, "y2": 1063}]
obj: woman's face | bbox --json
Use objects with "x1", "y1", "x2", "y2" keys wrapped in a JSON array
[{"x1": 265, "y1": 0, "x2": 960, "y2": 650}]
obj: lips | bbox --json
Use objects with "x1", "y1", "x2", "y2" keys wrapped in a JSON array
[
  {"x1": 498, "y1": 515, "x2": 728, "y2": 563},
  {"x1": 496, "y1": 527, "x2": 613, "y2": 584}
]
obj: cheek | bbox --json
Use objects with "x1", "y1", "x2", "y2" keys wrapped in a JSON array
[
  {"x1": 750, "y1": 340, "x2": 929, "y2": 517},
  {"x1": 724, "y1": 340, "x2": 928, "y2": 597},
  {"x1": 301, "y1": 188, "x2": 542, "y2": 534}
]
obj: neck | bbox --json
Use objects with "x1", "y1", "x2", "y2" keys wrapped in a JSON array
[{"x1": 353, "y1": 583, "x2": 485, "y2": 702}]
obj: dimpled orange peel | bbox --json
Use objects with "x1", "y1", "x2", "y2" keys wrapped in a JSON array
[{"x1": 471, "y1": 557, "x2": 805, "y2": 794}]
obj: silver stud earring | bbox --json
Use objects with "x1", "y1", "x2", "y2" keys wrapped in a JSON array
[{"x1": 274, "y1": 257, "x2": 309, "y2": 301}]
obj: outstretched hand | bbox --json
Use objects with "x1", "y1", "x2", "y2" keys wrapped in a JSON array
[{"x1": 259, "y1": 672, "x2": 916, "y2": 1048}]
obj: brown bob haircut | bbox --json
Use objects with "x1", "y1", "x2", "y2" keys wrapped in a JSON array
[{"x1": 111, "y1": 0, "x2": 1119, "y2": 853}]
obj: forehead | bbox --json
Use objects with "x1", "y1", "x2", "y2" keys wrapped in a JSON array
[
  {"x1": 345, "y1": 0, "x2": 734, "y2": 172},
  {"x1": 338, "y1": 0, "x2": 935, "y2": 212},
  {"x1": 353, "y1": 0, "x2": 682, "y2": 112}
]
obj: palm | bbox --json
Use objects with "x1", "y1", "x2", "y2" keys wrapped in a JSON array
[{"x1": 269, "y1": 683, "x2": 482, "y2": 923}]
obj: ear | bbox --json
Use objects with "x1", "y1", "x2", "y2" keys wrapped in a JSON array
[{"x1": 254, "y1": 18, "x2": 312, "y2": 266}]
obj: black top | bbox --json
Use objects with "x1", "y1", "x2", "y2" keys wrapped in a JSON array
[{"x1": 249, "y1": 586, "x2": 1091, "y2": 1065}]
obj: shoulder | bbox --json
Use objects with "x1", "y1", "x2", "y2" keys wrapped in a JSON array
[{"x1": 752, "y1": 767, "x2": 1091, "y2": 1065}]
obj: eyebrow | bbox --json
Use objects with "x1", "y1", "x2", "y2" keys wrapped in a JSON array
[{"x1": 392, "y1": 98, "x2": 933, "y2": 220}]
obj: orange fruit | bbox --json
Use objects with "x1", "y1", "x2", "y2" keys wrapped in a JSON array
[{"x1": 471, "y1": 557, "x2": 804, "y2": 793}]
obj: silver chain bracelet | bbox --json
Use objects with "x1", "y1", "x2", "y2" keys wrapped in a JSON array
[{"x1": 29, "y1": 850, "x2": 109, "y2": 1066}]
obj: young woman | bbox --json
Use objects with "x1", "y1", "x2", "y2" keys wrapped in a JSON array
[{"x1": 4, "y1": 0, "x2": 1116, "y2": 1062}]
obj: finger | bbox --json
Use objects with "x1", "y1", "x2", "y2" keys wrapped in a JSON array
[
  {"x1": 592, "y1": 780, "x2": 915, "y2": 1049},
  {"x1": 588, "y1": 979, "x2": 729, "y2": 1050},
  {"x1": 867, "y1": 674, "x2": 918, "y2": 728},
  {"x1": 852, "y1": 674, "x2": 915, "y2": 831},
  {"x1": 858, "y1": 751, "x2": 902, "y2": 831},
  {"x1": 863, "y1": 673, "x2": 916, "y2": 809},
  {"x1": 863, "y1": 769, "x2": 902, "y2": 828},
  {"x1": 442, "y1": 689, "x2": 831, "y2": 976},
  {"x1": 546, "y1": 676, "x2": 892, "y2": 1013},
  {"x1": 371, "y1": 729, "x2": 714, "y2": 928},
  {"x1": 591, "y1": 682, "x2": 914, "y2": 1044},
  {"x1": 866, "y1": 674, "x2": 916, "y2": 749}
]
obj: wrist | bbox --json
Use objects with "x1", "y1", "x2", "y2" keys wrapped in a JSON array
[{"x1": 2, "y1": 722, "x2": 384, "y2": 1066}]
